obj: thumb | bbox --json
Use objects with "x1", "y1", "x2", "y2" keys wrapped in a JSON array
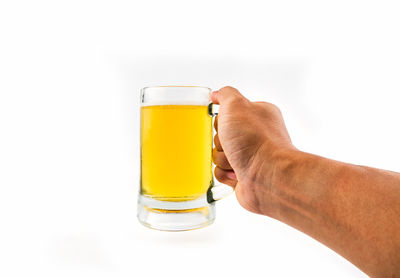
[{"x1": 211, "y1": 86, "x2": 246, "y2": 105}]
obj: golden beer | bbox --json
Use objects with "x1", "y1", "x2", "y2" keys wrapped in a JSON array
[{"x1": 140, "y1": 105, "x2": 213, "y2": 201}]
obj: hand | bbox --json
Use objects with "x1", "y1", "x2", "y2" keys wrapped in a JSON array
[{"x1": 211, "y1": 86, "x2": 295, "y2": 216}]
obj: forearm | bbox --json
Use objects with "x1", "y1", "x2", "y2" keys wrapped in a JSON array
[{"x1": 270, "y1": 150, "x2": 400, "y2": 277}]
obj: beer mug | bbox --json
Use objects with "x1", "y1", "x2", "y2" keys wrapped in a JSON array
[{"x1": 137, "y1": 86, "x2": 233, "y2": 231}]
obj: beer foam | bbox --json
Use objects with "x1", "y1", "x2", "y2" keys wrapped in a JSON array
[
  {"x1": 141, "y1": 100, "x2": 210, "y2": 107},
  {"x1": 141, "y1": 86, "x2": 211, "y2": 107}
]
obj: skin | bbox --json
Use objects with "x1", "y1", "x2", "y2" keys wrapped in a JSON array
[{"x1": 211, "y1": 86, "x2": 400, "y2": 277}]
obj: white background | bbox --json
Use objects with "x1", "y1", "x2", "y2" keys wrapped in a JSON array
[{"x1": 1, "y1": 0, "x2": 399, "y2": 277}]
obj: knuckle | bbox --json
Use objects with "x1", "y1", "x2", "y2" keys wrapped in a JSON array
[
  {"x1": 226, "y1": 96, "x2": 244, "y2": 107},
  {"x1": 270, "y1": 103, "x2": 281, "y2": 112},
  {"x1": 221, "y1": 86, "x2": 238, "y2": 92},
  {"x1": 265, "y1": 102, "x2": 281, "y2": 113},
  {"x1": 257, "y1": 101, "x2": 281, "y2": 114}
]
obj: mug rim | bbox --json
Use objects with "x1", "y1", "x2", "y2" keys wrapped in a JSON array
[{"x1": 141, "y1": 85, "x2": 212, "y2": 91}]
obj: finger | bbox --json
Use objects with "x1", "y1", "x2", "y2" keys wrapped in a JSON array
[
  {"x1": 215, "y1": 167, "x2": 238, "y2": 188},
  {"x1": 214, "y1": 134, "x2": 223, "y2": 151},
  {"x1": 211, "y1": 86, "x2": 246, "y2": 105},
  {"x1": 214, "y1": 115, "x2": 218, "y2": 131},
  {"x1": 212, "y1": 148, "x2": 232, "y2": 170}
]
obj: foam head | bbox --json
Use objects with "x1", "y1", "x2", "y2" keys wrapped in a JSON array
[{"x1": 141, "y1": 86, "x2": 211, "y2": 106}]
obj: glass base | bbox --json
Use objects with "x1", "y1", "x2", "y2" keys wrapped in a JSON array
[{"x1": 137, "y1": 195, "x2": 216, "y2": 231}]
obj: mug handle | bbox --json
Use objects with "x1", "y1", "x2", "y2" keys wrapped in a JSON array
[{"x1": 207, "y1": 103, "x2": 234, "y2": 203}]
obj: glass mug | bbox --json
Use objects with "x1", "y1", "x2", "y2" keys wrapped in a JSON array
[{"x1": 137, "y1": 86, "x2": 233, "y2": 231}]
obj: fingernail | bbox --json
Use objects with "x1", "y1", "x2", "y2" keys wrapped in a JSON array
[
  {"x1": 209, "y1": 91, "x2": 218, "y2": 102},
  {"x1": 226, "y1": 171, "x2": 237, "y2": 180}
]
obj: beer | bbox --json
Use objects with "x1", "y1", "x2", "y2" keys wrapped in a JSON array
[{"x1": 140, "y1": 105, "x2": 213, "y2": 201}]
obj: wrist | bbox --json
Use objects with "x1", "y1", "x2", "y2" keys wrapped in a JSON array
[
  {"x1": 270, "y1": 147, "x2": 303, "y2": 188},
  {"x1": 269, "y1": 148, "x2": 342, "y2": 225},
  {"x1": 243, "y1": 145, "x2": 302, "y2": 218},
  {"x1": 267, "y1": 148, "x2": 323, "y2": 221}
]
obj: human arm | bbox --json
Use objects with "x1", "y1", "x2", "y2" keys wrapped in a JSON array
[{"x1": 211, "y1": 86, "x2": 400, "y2": 277}]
